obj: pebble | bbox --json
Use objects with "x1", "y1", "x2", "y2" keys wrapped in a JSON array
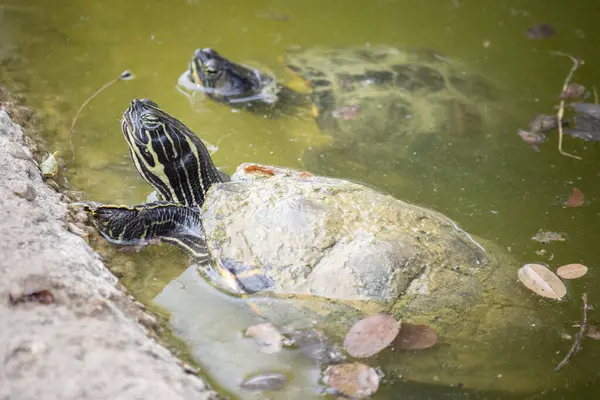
[
  {"x1": 11, "y1": 181, "x2": 37, "y2": 201},
  {"x1": 240, "y1": 372, "x2": 288, "y2": 391},
  {"x1": 67, "y1": 222, "x2": 88, "y2": 238}
]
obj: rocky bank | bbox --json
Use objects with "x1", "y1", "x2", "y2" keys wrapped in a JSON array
[{"x1": 0, "y1": 108, "x2": 219, "y2": 400}]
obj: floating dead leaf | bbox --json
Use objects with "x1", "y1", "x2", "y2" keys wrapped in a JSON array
[
  {"x1": 587, "y1": 326, "x2": 600, "y2": 340},
  {"x1": 245, "y1": 323, "x2": 286, "y2": 354},
  {"x1": 565, "y1": 187, "x2": 585, "y2": 207},
  {"x1": 40, "y1": 152, "x2": 59, "y2": 177},
  {"x1": 556, "y1": 263, "x2": 588, "y2": 279},
  {"x1": 518, "y1": 263, "x2": 567, "y2": 299},
  {"x1": 527, "y1": 23, "x2": 556, "y2": 40},
  {"x1": 8, "y1": 289, "x2": 54, "y2": 305},
  {"x1": 323, "y1": 363, "x2": 379, "y2": 398},
  {"x1": 560, "y1": 82, "x2": 586, "y2": 100},
  {"x1": 240, "y1": 371, "x2": 287, "y2": 391},
  {"x1": 343, "y1": 313, "x2": 400, "y2": 358},
  {"x1": 531, "y1": 231, "x2": 566, "y2": 244},
  {"x1": 393, "y1": 323, "x2": 438, "y2": 350}
]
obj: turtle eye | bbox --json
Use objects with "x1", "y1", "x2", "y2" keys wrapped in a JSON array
[
  {"x1": 203, "y1": 59, "x2": 221, "y2": 76},
  {"x1": 141, "y1": 112, "x2": 159, "y2": 128}
]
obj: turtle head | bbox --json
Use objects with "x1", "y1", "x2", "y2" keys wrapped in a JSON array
[
  {"x1": 189, "y1": 48, "x2": 227, "y2": 88},
  {"x1": 121, "y1": 98, "x2": 227, "y2": 207},
  {"x1": 188, "y1": 48, "x2": 265, "y2": 103}
]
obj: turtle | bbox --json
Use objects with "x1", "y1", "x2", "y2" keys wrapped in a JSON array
[
  {"x1": 178, "y1": 45, "x2": 503, "y2": 189},
  {"x1": 179, "y1": 45, "x2": 499, "y2": 144},
  {"x1": 80, "y1": 98, "x2": 561, "y2": 393},
  {"x1": 177, "y1": 47, "x2": 308, "y2": 115}
]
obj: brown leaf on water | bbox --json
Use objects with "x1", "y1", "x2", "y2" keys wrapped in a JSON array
[
  {"x1": 560, "y1": 82, "x2": 586, "y2": 100},
  {"x1": 393, "y1": 323, "x2": 438, "y2": 350},
  {"x1": 527, "y1": 24, "x2": 556, "y2": 40},
  {"x1": 556, "y1": 263, "x2": 588, "y2": 279},
  {"x1": 324, "y1": 363, "x2": 379, "y2": 398},
  {"x1": 343, "y1": 313, "x2": 400, "y2": 358},
  {"x1": 565, "y1": 187, "x2": 585, "y2": 207},
  {"x1": 518, "y1": 263, "x2": 566, "y2": 299}
]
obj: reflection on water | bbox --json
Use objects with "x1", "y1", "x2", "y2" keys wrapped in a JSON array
[
  {"x1": 155, "y1": 267, "x2": 324, "y2": 400},
  {"x1": 2, "y1": 0, "x2": 600, "y2": 398}
]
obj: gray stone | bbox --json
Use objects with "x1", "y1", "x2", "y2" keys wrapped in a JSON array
[{"x1": 196, "y1": 163, "x2": 558, "y2": 392}]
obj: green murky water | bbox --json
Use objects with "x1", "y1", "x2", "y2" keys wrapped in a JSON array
[{"x1": 2, "y1": 0, "x2": 600, "y2": 398}]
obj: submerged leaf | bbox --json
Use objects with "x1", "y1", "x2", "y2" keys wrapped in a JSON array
[
  {"x1": 528, "y1": 114, "x2": 567, "y2": 134},
  {"x1": 566, "y1": 114, "x2": 600, "y2": 142},
  {"x1": 518, "y1": 129, "x2": 546, "y2": 152},
  {"x1": 531, "y1": 231, "x2": 567, "y2": 244},
  {"x1": 560, "y1": 82, "x2": 586, "y2": 100},
  {"x1": 393, "y1": 323, "x2": 438, "y2": 350},
  {"x1": 245, "y1": 323, "x2": 286, "y2": 354},
  {"x1": 587, "y1": 326, "x2": 600, "y2": 340},
  {"x1": 526, "y1": 24, "x2": 556, "y2": 40},
  {"x1": 556, "y1": 263, "x2": 588, "y2": 279},
  {"x1": 565, "y1": 187, "x2": 585, "y2": 207},
  {"x1": 323, "y1": 363, "x2": 379, "y2": 398},
  {"x1": 343, "y1": 313, "x2": 400, "y2": 358},
  {"x1": 518, "y1": 263, "x2": 567, "y2": 299},
  {"x1": 332, "y1": 105, "x2": 361, "y2": 120},
  {"x1": 571, "y1": 102, "x2": 600, "y2": 119},
  {"x1": 288, "y1": 329, "x2": 345, "y2": 364},
  {"x1": 240, "y1": 371, "x2": 287, "y2": 391}
]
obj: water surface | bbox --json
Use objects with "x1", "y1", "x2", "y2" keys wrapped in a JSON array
[{"x1": 2, "y1": 0, "x2": 599, "y2": 399}]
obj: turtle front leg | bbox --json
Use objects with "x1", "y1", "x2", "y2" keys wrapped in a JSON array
[{"x1": 77, "y1": 201, "x2": 208, "y2": 259}]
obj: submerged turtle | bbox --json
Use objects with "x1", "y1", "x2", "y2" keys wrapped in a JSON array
[
  {"x1": 81, "y1": 99, "x2": 558, "y2": 392},
  {"x1": 179, "y1": 45, "x2": 498, "y2": 144}
]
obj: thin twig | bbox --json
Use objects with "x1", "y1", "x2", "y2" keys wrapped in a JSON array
[
  {"x1": 550, "y1": 51, "x2": 583, "y2": 160},
  {"x1": 69, "y1": 70, "x2": 133, "y2": 161},
  {"x1": 555, "y1": 293, "x2": 589, "y2": 372},
  {"x1": 593, "y1": 85, "x2": 598, "y2": 105}
]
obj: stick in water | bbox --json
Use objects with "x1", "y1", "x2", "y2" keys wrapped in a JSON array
[
  {"x1": 550, "y1": 51, "x2": 583, "y2": 160},
  {"x1": 69, "y1": 70, "x2": 134, "y2": 161},
  {"x1": 555, "y1": 293, "x2": 589, "y2": 372}
]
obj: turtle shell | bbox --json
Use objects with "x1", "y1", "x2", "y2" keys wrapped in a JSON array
[
  {"x1": 285, "y1": 46, "x2": 497, "y2": 145},
  {"x1": 193, "y1": 162, "x2": 556, "y2": 392}
]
